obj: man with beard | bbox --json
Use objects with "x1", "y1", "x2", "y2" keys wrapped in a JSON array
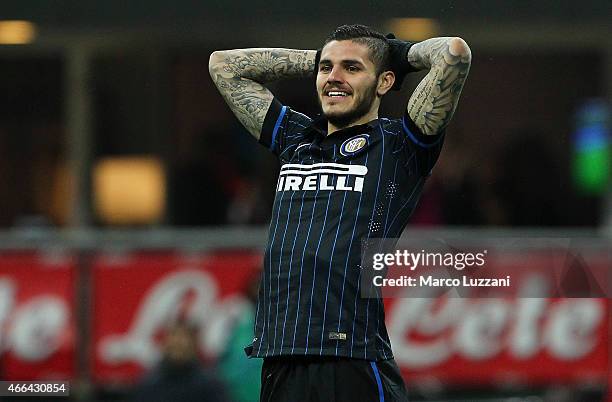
[{"x1": 209, "y1": 24, "x2": 471, "y2": 402}]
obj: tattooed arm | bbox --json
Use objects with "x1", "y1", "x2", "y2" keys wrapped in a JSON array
[
  {"x1": 208, "y1": 48, "x2": 317, "y2": 139},
  {"x1": 406, "y1": 37, "x2": 471, "y2": 136}
]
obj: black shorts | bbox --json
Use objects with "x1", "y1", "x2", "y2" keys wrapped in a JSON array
[{"x1": 260, "y1": 356, "x2": 409, "y2": 402}]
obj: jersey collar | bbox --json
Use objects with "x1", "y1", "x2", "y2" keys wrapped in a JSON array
[{"x1": 309, "y1": 114, "x2": 380, "y2": 139}]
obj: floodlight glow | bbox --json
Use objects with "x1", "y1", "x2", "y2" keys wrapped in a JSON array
[
  {"x1": 386, "y1": 18, "x2": 440, "y2": 41},
  {"x1": 0, "y1": 20, "x2": 36, "y2": 45}
]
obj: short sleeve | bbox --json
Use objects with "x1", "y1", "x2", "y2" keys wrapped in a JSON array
[
  {"x1": 258, "y1": 98, "x2": 313, "y2": 158},
  {"x1": 399, "y1": 113, "x2": 446, "y2": 176}
]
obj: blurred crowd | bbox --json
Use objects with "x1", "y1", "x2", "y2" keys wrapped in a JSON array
[{"x1": 0, "y1": 49, "x2": 608, "y2": 229}]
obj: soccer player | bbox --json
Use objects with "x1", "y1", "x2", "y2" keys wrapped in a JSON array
[{"x1": 209, "y1": 24, "x2": 471, "y2": 402}]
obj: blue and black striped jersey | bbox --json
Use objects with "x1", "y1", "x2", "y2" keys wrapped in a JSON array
[{"x1": 247, "y1": 98, "x2": 445, "y2": 361}]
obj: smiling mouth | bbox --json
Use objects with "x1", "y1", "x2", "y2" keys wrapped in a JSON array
[
  {"x1": 326, "y1": 91, "x2": 350, "y2": 97},
  {"x1": 324, "y1": 90, "x2": 352, "y2": 103}
]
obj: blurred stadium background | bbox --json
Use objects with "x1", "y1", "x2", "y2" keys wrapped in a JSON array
[{"x1": 0, "y1": 1, "x2": 610, "y2": 401}]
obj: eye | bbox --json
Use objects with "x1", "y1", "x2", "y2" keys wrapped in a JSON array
[
  {"x1": 347, "y1": 65, "x2": 359, "y2": 72},
  {"x1": 319, "y1": 65, "x2": 331, "y2": 72}
]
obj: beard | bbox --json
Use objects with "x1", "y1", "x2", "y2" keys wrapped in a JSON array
[{"x1": 319, "y1": 79, "x2": 378, "y2": 129}]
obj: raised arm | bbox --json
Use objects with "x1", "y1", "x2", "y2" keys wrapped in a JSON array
[
  {"x1": 406, "y1": 37, "x2": 471, "y2": 136},
  {"x1": 208, "y1": 48, "x2": 317, "y2": 139}
]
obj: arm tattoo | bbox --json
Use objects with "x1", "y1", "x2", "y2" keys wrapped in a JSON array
[
  {"x1": 406, "y1": 38, "x2": 471, "y2": 136},
  {"x1": 209, "y1": 49, "x2": 317, "y2": 139}
]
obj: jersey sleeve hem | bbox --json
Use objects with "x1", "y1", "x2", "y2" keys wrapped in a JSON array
[
  {"x1": 402, "y1": 113, "x2": 445, "y2": 148},
  {"x1": 259, "y1": 98, "x2": 287, "y2": 153}
]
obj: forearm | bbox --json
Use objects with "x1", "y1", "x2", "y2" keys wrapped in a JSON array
[
  {"x1": 208, "y1": 48, "x2": 316, "y2": 138},
  {"x1": 405, "y1": 37, "x2": 472, "y2": 136},
  {"x1": 407, "y1": 37, "x2": 471, "y2": 72},
  {"x1": 209, "y1": 48, "x2": 317, "y2": 83}
]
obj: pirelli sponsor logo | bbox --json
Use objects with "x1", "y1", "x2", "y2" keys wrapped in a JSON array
[{"x1": 277, "y1": 163, "x2": 368, "y2": 193}]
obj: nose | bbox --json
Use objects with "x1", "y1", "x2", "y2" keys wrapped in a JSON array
[{"x1": 327, "y1": 65, "x2": 344, "y2": 83}]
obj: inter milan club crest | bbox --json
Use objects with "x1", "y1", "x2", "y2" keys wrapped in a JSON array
[{"x1": 340, "y1": 134, "x2": 369, "y2": 156}]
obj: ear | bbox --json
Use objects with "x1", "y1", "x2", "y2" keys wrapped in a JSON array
[{"x1": 377, "y1": 71, "x2": 395, "y2": 96}]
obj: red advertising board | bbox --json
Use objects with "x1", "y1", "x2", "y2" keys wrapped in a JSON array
[
  {"x1": 0, "y1": 243, "x2": 606, "y2": 390},
  {"x1": 90, "y1": 249, "x2": 610, "y2": 387},
  {"x1": 91, "y1": 250, "x2": 262, "y2": 383},
  {"x1": 381, "y1": 249, "x2": 611, "y2": 385},
  {"x1": 386, "y1": 296, "x2": 609, "y2": 385},
  {"x1": 93, "y1": 253, "x2": 609, "y2": 385},
  {"x1": 0, "y1": 252, "x2": 76, "y2": 380}
]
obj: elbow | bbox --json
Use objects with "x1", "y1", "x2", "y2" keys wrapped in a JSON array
[
  {"x1": 208, "y1": 50, "x2": 227, "y2": 76},
  {"x1": 449, "y1": 37, "x2": 472, "y2": 62}
]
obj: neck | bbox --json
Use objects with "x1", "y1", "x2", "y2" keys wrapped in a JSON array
[{"x1": 327, "y1": 109, "x2": 379, "y2": 135}]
